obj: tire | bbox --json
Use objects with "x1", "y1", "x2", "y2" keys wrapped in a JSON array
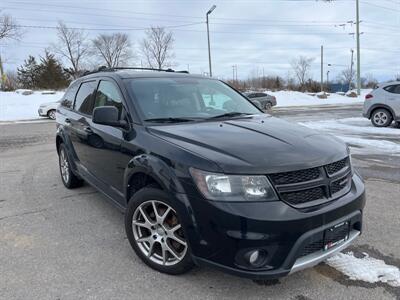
[
  {"x1": 264, "y1": 102, "x2": 272, "y2": 110},
  {"x1": 58, "y1": 143, "x2": 83, "y2": 188},
  {"x1": 371, "y1": 108, "x2": 393, "y2": 127},
  {"x1": 47, "y1": 109, "x2": 56, "y2": 120},
  {"x1": 125, "y1": 187, "x2": 194, "y2": 275}
]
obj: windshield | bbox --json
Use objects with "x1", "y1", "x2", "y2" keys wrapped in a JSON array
[{"x1": 125, "y1": 77, "x2": 260, "y2": 121}]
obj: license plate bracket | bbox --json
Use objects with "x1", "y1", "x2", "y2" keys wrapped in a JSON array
[{"x1": 324, "y1": 221, "x2": 350, "y2": 251}]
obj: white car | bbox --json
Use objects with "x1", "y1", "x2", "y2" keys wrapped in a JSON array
[
  {"x1": 363, "y1": 81, "x2": 400, "y2": 127},
  {"x1": 38, "y1": 101, "x2": 60, "y2": 120}
]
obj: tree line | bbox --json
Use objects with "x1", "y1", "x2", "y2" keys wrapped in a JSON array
[{"x1": 1, "y1": 15, "x2": 175, "y2": 90}]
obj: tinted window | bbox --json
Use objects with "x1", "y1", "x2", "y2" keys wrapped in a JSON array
[
  {"x1": 383, "y1": 85, "x2": 400, "y2": 94},
  {"x1": 61, "y1": 84, "x2": 78, "y2": 109},
  {"x1": 94, "y1": 81, "x2": 123, "y2": 118},
  {"x1": 127, "y1": 78, "x2": 259, "y2": 119},
  {"x1": 74, "y1": 81, "x2": 97, "y2": 115}
]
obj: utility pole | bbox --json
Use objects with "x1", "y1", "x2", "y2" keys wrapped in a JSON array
[
  {"x1": 232, "y1": 65, "x2": 235, "y2": 82},
  {"x1": 321, "y1": 45, "x2": 324, "y2": 92},
  {"x1": 327, "y1": 70, "x2": 330, "y2": 90},
  {"x1": 349, "y1": 49, "x2": 354, "y2": 92},
  {"x1": 356, "y1": 0, "x2": 361, "y2": 95},
  {"x1": 206, "y1": 5, "x2": 216, "y2": 77},
  {"x1": 235, "y1": 65, "x2": 238, "y2": 81}
]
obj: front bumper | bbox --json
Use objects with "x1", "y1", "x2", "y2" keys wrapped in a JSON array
[
  {"x1": 38, "y1": 108, "x2": 47, "y2": 117},
  {"x1": 182, "y1": 173, "x2": 365, "y2": 279}
]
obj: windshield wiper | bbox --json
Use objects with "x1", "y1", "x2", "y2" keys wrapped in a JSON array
[
  {"x1": 207, "y1": 112, "x2": 252, "y2": 120},
  {"x1": 144, "y1": 117, "x2": 195, "y2": 123}
]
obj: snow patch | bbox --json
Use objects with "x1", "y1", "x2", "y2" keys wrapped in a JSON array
[
  {"x1": 327, "y1": 252, "x2": 400, "y2": 287},
  {"x1": 0, "y1": 91, "x2": 64, "y2": 121},
  {"x1": 269, "y1": 89, "x2": 371, "y2": 107},
  {"x1": 299, "y1": 117, "x2": 400, "y2": 155}
]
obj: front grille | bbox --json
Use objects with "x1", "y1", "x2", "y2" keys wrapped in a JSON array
[
  {"x1": 280, "y1": 187, "x2": 324, "y2": 205},
  {"x1": 268, "y1": 157, "x2": 351, "y2": 208},
  {"x1": 331, "y1": 176, "x2": 351, "y2": 195},
  {"x1": 326, "y1": 157, "x2": 349, "y2": 176},
  {"x1": 269, "y1": 167, "x2": 320, "y2": 185},
  {"x1": 299, "y1": 239, "x2": 324, "y2": 257}
]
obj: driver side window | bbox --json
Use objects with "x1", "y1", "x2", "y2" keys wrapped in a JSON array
[
  {"x1": 94, "y1": 80, "x2": 123, "y2": 118},
  {"x1": 201, "y1": 89, "x2": 234, "y2": 111}
]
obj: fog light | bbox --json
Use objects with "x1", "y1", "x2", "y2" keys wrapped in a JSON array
[
  {"x1": 249, "y1": 251, "x2": 260, "y2": 264},
  {"x1": 246, "y1": 249, "x2": 267, "y2": 268}
]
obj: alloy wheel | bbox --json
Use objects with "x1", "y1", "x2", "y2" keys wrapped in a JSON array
[
  {"x1": 48, "y1": 110, "x2": 56, "y2": 120},
  {"x1": 373, "y1": 111, "x2": 388, "y2": 126},
  {"x1": 60, "y1": 148, "x2": 69, "y2": 183},
  {"x1": 132, "y1": 200, "x2": 187, "y2": 266}
]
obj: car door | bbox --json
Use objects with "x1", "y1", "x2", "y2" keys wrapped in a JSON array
[
  {"x1": 68, "y1": 80, "x2": 98, "y2": 170},
  {"x1": 385, "y1": 84, "x2": 400, "y2": 116},
  {"x1": 84, "y1": 79, "x2": 133, "y2": 195}
]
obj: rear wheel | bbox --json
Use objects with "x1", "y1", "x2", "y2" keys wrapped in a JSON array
[
  {"x1": 264, "y1": 102, "x2": 272, "y2": 110},
  {"x1": 58, "y1": 144, "x2": 83, "y2": 188},
  {"x1": 371, "y1": 108, "x2": 393, "y2": 127},
  {"x1": 47, "y1": 109, "x2": 56, "y2": 120},
  {"x1": 125, "y1": 188, "x2": 193, "y2": 275}
]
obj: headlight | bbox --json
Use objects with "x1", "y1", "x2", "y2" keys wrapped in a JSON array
[{"x1": 189, "y1": 168, "x2": 278, "y2": 202}]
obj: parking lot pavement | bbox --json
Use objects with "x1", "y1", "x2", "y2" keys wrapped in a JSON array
[{"x1": 1, "y1": 118, "x2": 399, "y2": 300}]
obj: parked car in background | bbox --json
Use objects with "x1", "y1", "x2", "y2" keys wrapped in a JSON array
[
  {"x1": 38, "y1": 100, "x2": 60, "y2": 119},
  {"x1": 363, "y1": 81, "x2": 400, "y2": 127},
  {"x1": 243, "y1": 92, "x2": 277, "y2": 110}
]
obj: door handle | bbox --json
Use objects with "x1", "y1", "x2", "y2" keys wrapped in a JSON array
[{"x1": 83, "y1": 126, "x2": 93, "y2": 133}]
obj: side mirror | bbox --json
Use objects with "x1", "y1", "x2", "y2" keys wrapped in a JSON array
[
  {"x1": 93, "y1": 106, "x2": 128, "y2": 129},
  {"x1": 252, "y1": 100, "x2": 263, "y2": 110}
]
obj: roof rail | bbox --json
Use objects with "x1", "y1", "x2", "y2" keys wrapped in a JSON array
[{"x1": 81, "y1": 66, "x2": 189, "y2": 77}]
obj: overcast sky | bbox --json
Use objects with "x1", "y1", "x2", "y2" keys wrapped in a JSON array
[{"x1": 1, "y1": 0, "x2": 399, "y2": 82}]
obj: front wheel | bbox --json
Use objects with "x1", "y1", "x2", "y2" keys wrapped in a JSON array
[
  {"x1": 48, "y1": 109, "x2": 56, "y2": 120},
  {"x1": 371, "y1": 108, "x2": 393, "y2": 127},
  {"x1": 125, "y1": 188, "x2": 193, "y2": 275}
]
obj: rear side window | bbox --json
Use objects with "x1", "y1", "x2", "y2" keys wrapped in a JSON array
[
  {"x1": 383, "y1": 85, "x2": 400, "y2": 94},
  {"x1": 94, "y1": 81, "x2": 123, "y2": 118},
  {"x1": 61, "y1": 84, "x2": 78, "y2": 109},
  {"x1": 74, "y1": 81, "x2": 97, "y2": 115}
]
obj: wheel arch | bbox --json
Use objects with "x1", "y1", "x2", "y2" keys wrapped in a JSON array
[
  {"x1": 367, "y1": 104, "x2": 396, "y2": 120},
  {"x1": 124, "y1": 154, "x2": 185, "y2": 204}
]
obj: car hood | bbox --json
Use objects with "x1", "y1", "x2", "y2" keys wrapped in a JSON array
[{"x1": 148, "y1": 115, "x2": 348, "y2": 174}]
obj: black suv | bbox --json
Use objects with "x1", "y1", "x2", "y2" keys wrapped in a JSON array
[{"x1": 56, "y1": 68, "x2": 365, "y2": 279}]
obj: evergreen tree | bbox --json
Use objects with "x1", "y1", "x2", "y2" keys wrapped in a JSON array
[
  {"x1": 17, "y1": 56, "x2": 39, "y2": 89},
  {"x1": 36, "y1": 51, "x2": 70, "y2": 90}
]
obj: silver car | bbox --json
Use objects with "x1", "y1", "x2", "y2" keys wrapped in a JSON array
[
  {"x1": 243, "y1": 92, "x2": 277, "y2": 110},
  {"x1": 363, "y1": 81, "x2": 400, "y2": 127}
]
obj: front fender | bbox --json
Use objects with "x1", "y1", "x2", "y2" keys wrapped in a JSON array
[{"x1": 124, "y1": 153, "x2": 186, "y2": 201}]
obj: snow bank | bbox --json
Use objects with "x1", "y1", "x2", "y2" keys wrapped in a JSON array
[
  {"x1": 327, "y1": 252, "x2": 400, "y2": 287},
  {"x1": 0, "y1": 91, "x2": 64, "y2": 121},
  {"x1": 269, "y1": 89, "x2": 371, "y2": 107}
]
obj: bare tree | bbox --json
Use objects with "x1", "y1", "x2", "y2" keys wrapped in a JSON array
[
  {"x1": 0, "y1": 13, "x2": 21, "y2": 90},
  {"x1": 92, "y1": 33, "x2": 132, "y2": 68},
  {"x1": 52, "y1": 21, "x2": 89, "y2": 79},
  {"x1": 141, "y1": 26, "x2": 174, "y2": 69},
  {"x1": 290, "y1": 56, "x2": 314, "y2": 90},
  {"x1": 339, "y1": 67, "x2": 356, "y2": 90},
  {"x1": 0, "y1": 13, "x2": 20, "y2": 41}
]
